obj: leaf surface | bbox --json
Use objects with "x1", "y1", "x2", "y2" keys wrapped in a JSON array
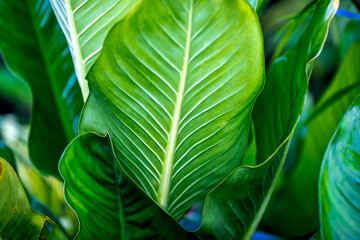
[
  {"x1": 0, "y1": 158, "x2": 67, "y2": 240},
  {"x1": 50, "y1": 0, "x2": 140, "y2": 98},
  {"x1": 0, "y1": 0, "x2": 82, "y2": 177},
  {"x1": 80, "y1": 0, "x2": 265, "y2": 219},
  {"x1": 262, "y1": 40, "x2": 360, "y2": 236},
  {"x1": 60, "y1": 133, "x2": 191, "y2": 240},
  {"x1": 319, "y1": 96, "x2": 360, "y2": 239},
  {"x1": 196, "y1": 0, "x2": 339, "y2": 239}
]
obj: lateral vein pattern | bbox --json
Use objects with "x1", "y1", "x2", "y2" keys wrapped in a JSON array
[{"x1": 81, "y1": 0, "x2": 265, "y2": 219}]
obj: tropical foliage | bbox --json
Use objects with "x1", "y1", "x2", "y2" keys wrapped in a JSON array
[{"x1": 0, "y1": 0, "x2": 359, "y2": 239}]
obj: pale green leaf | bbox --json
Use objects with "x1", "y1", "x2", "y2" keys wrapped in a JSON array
[{"x1": 50, "y1": 0, "x2": 141, "y2": 98}]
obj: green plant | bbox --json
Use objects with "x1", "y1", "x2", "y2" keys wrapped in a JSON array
[{"x1": 0, "y1": 0, "x2": 359, "y2": 239}]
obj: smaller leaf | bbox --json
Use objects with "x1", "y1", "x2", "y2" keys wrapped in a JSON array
[
  {"x1": 60, "y1": 133, "x2": 192, "y2": 240},
  {"x1": 197, "y1": 139, "x2": 291, "y2": 240},
  {"x1": 195, "y1": 0, "x2": 339, "y2": 239},
  {"x1": 0, "y1": 158, "x2": 67, "y2": 240},
  {"x1": 262, "y1": 40, "x2": 360, "y2": 237},
  {"x1": 319, "y1": 95, "x2": 360, "y2": 240}
]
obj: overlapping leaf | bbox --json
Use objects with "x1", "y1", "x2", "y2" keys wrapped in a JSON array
[
  {"x1": 262, "y1": 40, "x2": 360, "y2": 237},
  {"x1": 80, "y1": 0, "x2": 265, "y2": 219},
  {"x1": 319, "y1": 96, "x2": 360, "y2": 239},
  {"x1": 60, "y1": 133, "x2": 191, "y2": 240},
  {"x1": 0, "y1": 0, "x2": 82, "y2": 177},
  {"x1": 0, "y1": 158, "x2": 67, "y2": 240},
  {"x1": 50, "y1": 0, "x2": 141, "y2": 98},
  {"x1": 195, "y1": 0, "x2": 339, "y2": 239}
]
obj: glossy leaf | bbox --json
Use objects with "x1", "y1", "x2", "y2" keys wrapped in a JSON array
[
  {"x1": 80, "y1": 0, "x2": 264, "y2": 219},
  {"x1": 262, "y1": 40, "x2": 360, "y2": 237},
  {"x1": 319, "y1": 96, "x2": 360, "y2": 239},
  {"x1": 196, "y1": 0, "x2": 339, "y2": 239},
  {"x1": 50, "y1": 0, "x2": 141, "y2": 98},
  {"x1": 198, "y1": 141, "x2": 291, "y2": 240},
  {"x1": 269, "y1": 1, "x2": 317, "y2": 62},
  {"x1": 0, "y1": 158, "x2": 67, "y2": 240},
  {"x1": 60, "y1": 133, "x2": 191, "y2": 240},
  {"x1": 0, "y1": 0, "x2": 83, "y2": 177}
]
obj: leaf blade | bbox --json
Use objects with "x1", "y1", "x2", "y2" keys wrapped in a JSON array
[
  {"x1": 0, "y1": 0, "x2": 82, "y2": 177},
  {"x1": 0, "y1": 158, "x2": 67, "y2": 240},
  {"x1": 262, "y1": 39, "x2": 360, "y2": 236},
  {"x1": 196, "y1": 0, "x2": 339, "y2": 239},
  {"x1": 319, "y1": 96, "x2": 360, "y2": 239},
  {"x1": 60, "y1": 132, "x2": 190, "y2": 240},
  {"x1": 80, "y1": 0, "x2": 265, "y2": 219}
]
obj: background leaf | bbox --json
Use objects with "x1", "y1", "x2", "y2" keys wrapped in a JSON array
[
  {"x1": 196, "y1": 0, "x2": 339, "y2": 239},
  {"x1": 319, "y1": 95, "x2": 360, "y2": 239},
  {"x1": 0, "y1": 141, "x2": 16, "y2": 171},
  {"x1": 0, "y1": 0, "x2": 83, "y2": 177},
  {"x1": 261, "y1": 39, "x2": 360, "y2": 237},
  {"x1": 50, "y1": 0, "x2": 141, "y2": 98},
  {"x1": 0, "y1": 66, "x2": 31, "y2": 109},
  {"x1": 60, "y1": 132, "x2": 191, "y2": 240},
  {"x1": 0, "y1": 157, "x2": 67, "y2": 240},
  {"x1": 80, "y1": 0, "x2": 264, "y2": 220}
]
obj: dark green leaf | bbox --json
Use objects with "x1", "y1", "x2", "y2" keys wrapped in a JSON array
[
  {"x1": 196, "y1": 0, "x2": 339, "y2": 239},
  {"x1": 0, "y1": 66, "x2": 31, "y2": 106},
  {"x1": 0, "y1": 157, "x2": 67, "y2": 240},
  {"x1": 60, "y1": 132, "x2": 191, "y2": 240},
  {"x1": 319, "y1": 95, "x2": 360, "y2": 239},
  {"x1": 0, "y1": 0, "x2": 83, "y2": 177},
  {"x1": 0, "y1": 141, "x2": 16, "y2": 172},
  {"x1": 262, "y1": 40, "x2": 360, "y2": 237},
  {"x1": 247, "y1": 0, "x2": 270, "y2": 13}
]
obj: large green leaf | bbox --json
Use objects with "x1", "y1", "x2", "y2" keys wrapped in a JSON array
[
  {"x1": 60, "y1": 132, "x2": 191, "y2": 240},
  {"x1": 262, "y1": 40, "x2": 360, "y2": 237},
  {"x1": 195, "y1": 0, "x2": 339, "y2": 239},
  {"x1": 0, "y1": 0, "x2": 82, "y2": 177},
  {"x1": 0, "y1": 158, "x2": 67, "y2": 240},
  {"x1": 319, "y1": 95, "x2": 360, "y2": 239},
  {"x1": 80, "y1": 0, "x2": 265, "y2": 219},
  {"x1": 50, "y1": 0, "x2": 141, "y2": 98}
]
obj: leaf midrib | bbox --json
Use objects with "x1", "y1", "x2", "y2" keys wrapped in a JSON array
[
  {"x1": 65, "y1": 0, "x2": 88, "y2": 100},
  {"x1": 157, "y1": 0, "x2": 194, "y2": 209}
]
